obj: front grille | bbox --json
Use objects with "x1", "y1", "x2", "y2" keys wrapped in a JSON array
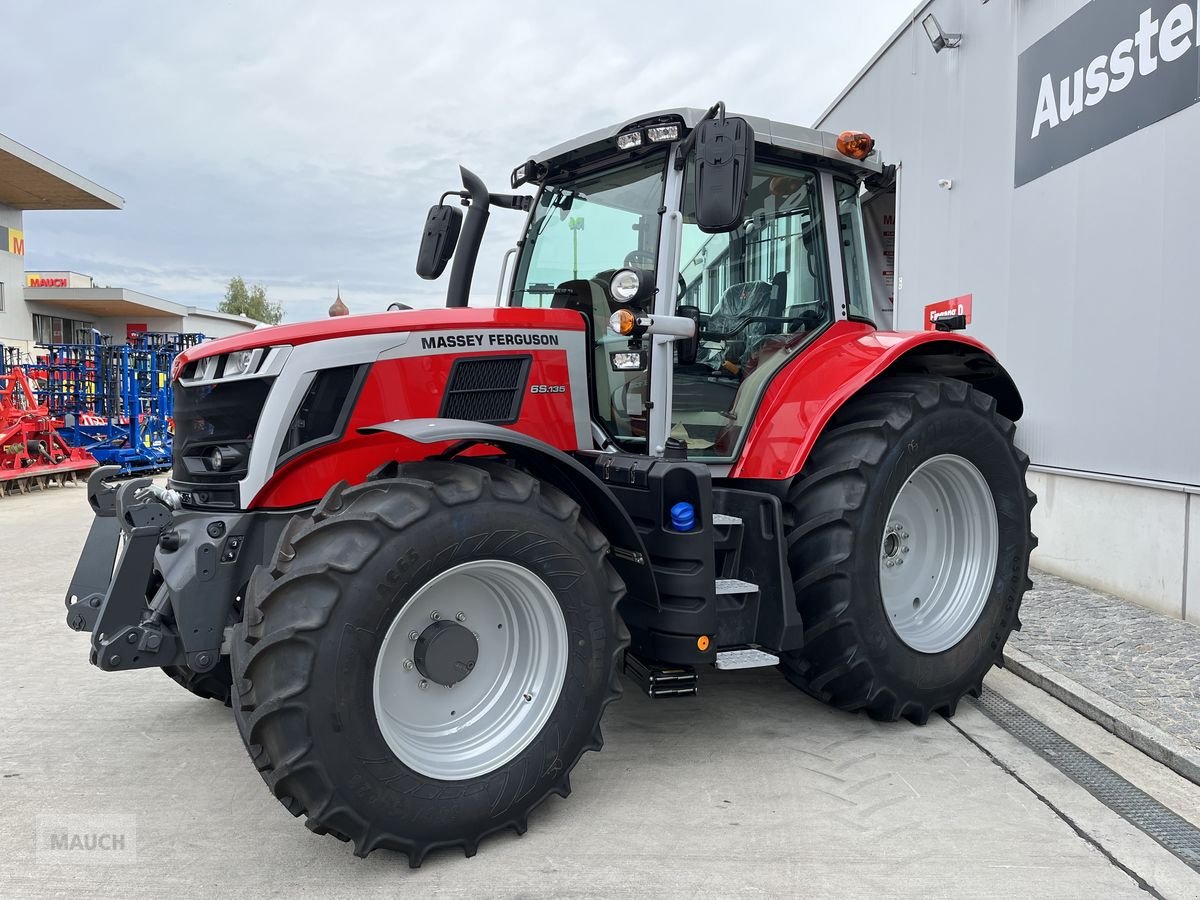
[
  {"x1": 439, "y1": 355, "x2": 530, "y2": 424},
  {"x1": 172, "y1": 377, "x2": 273, "y2": 484}
]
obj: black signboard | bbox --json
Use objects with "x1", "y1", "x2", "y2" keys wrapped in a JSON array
[{"x1": 1015, "y1": 0, "x2": 1200, "y2": 186}]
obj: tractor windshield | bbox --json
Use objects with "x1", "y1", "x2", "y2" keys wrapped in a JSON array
[{"x1": 511, "y1": 153, "x2": 668, "y2": 442}]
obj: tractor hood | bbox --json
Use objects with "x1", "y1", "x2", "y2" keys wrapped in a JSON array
[{"x1": 173, "y1": 308, "x2": 587, "y2": 377}]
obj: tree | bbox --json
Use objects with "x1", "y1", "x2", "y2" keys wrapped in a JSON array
[{"x1": 220, "y1": 276, "x2": 283, "y2": 325}]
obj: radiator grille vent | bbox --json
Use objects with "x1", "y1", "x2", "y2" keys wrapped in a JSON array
[{"x1": 440, "y1": 355, "x2": 531, "y2": 424}]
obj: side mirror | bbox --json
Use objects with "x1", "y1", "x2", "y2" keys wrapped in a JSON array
[
  {"x1": 693, "y1": 117, "x2": 754, "y2": 234},
  {"x1": 676, "y1": 304, "x2": 701, "y2": 365},
  {"x1": 415, "y1": 204, "x2": 463, "y2": 280}
]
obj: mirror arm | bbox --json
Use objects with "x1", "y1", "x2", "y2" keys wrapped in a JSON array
[
  {"x1": 674, "y1": 100, "x2": 726, "y2": 170},
  {"x1": 489, "y1": 193, "x2": 533, "y2": 212}
]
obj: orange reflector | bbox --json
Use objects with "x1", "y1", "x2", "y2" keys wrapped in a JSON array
[
  {"x1": 697, "y1": 635, "x2": 710, "y2": 652},
  {"x1": 609, "y1": 308, "x2": 636, "y2": 336},
  {"x1": 836, "y1": 130, "x2": 875, "y2": 160}
]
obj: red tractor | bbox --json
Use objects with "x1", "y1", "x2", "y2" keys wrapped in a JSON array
[{"x1": 65, "y1": 105, "x2": 1034, "y2": 865}]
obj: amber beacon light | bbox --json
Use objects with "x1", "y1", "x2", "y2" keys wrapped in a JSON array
[{"x1": 836, "y1": 130, "x2": 875, "y2": 160}]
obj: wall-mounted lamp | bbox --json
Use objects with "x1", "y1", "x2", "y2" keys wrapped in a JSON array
[{"x1": 922, "y1": 13, "x2": 962, "y2": 52}]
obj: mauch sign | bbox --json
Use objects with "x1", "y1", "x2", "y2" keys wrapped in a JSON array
[{"x1": 1015, "y1": 0, "x2": 1200, "y2": 186}]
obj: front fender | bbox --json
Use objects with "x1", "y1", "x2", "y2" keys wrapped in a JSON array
[
  {"x1": 360, "y1": 418, "x2": 658, "y2": 608},
  {"x1": 730, "y1": 321, "x2": 1023, "y2": 480}
]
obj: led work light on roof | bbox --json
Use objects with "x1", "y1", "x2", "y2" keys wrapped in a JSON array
[
  {"x1": 616, "y1": 131, "x2": 644, "y2": 150},
  {"x1": 836, "y1": 131, "x2": 876, "y2": 161},
  {"x1": 646, "y1": 124, "x2": 680, "y2": 143}
]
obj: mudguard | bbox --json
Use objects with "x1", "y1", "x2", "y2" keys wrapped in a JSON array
[
  {"x1": 360, "y1": 418, "x2": 659, "y2": 608},
  {"x1": 730, "y1": 321, "x2": 1023, "y2": 480}
]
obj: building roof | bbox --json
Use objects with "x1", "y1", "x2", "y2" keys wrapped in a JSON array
[
  {"x1": 0, "y1": 133, "x2": 124, "y2": 210},
  {"x1": 23, "y1": 285, "x2": 253, "y2": 329},
  {"x1": 529, "y1": 107, "x2": 883, "y2": 175}
]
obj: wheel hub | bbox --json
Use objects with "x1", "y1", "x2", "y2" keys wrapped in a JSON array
[
  {"x1": 878, "y1": 454, "x2": 999, "y2": 654},
  {"x1": 413, "y1": 620, "x2": 478, "y2": 686}
]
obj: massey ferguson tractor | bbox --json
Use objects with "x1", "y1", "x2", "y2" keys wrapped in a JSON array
[{"x1": 64, "y1": 104, "x2": 1035, "y2": 865}]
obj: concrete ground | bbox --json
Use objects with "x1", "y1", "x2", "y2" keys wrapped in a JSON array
[{"x1": 2, "y1": 482, "x2": 1199, "y2": 898}]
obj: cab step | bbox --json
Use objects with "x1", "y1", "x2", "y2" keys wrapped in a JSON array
[
  {"x1": 715, "y1": 648, "x2": 781, "y2": 670},
  {"x1": 624, "y1": 653, "x2": 698, "y2": 698},
  {"x1": 712, "y1": 513, "x2": 742, "y2": 526},
  {"x1": 715, "y1": 578, "x2": 758, "y2": 595}
]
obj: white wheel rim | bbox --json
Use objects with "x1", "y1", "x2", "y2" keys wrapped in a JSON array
[
  {"x1": 372, "y1": 560, "x2": 568, "y2": 781},
  {"x1": 879, "y1": 454, "x2": 999, "y2": 654}
]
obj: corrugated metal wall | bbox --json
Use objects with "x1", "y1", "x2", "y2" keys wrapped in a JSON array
[{"x1": 818, "y1": 0, "x2": 1200, "y2": 487}]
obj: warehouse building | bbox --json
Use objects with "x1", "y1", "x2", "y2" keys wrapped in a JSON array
[
  {"x1": 0, "y1": 132, "x2": 253, "y2": 357},
  {"x1": 818, "y1": 0, "x2": 1199, "y2": 621}
]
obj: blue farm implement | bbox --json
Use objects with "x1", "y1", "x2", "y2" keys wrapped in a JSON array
[{"x1": 19, "y1": 332, "x2": 204, "y2": 476}]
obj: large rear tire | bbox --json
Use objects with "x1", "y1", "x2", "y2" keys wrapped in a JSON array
[
  {"x1": 229, "y1": 460, "x2": 627, "y2": 864},
  {"x1": 779, "y1": 376, "x2": 1036, "y2": 723}
]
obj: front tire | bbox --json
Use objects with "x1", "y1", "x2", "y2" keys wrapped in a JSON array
[
  {"x1": 779, "y1": 376, "x2": 1036, "y2": 723},
  {"x1": 229, "y1": 461, "x2": 627, "y2": 864}
]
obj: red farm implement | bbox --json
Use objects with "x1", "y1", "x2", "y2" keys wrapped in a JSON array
[{"x1": 1, "y1": 366, "x2": 97, "y2": 496}]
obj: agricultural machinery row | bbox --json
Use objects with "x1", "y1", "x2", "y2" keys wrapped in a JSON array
[{"x1": 0, "y1": 331, "x2": 203, "y2": 495}]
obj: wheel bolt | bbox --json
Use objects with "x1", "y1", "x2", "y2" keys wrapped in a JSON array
[
  {"x1": 408, "y1": 630, "x2": 419, "y2": 641},
  {"x1": 418, "y1": 679, "x2": 428, "y2": 690},
  {"x1": 430, "y1": 610, "x2": 441, "y2": 621},
  {"x1": 902, "y1": 532, "x2": 909, "y2": 539},
  {"x1": 902, "y1": 546, "x2": 910, "y2": 553},
  {"x1": 896, "y1": 558, "x2": 904, "y2": 566},
  {"x1": 455, "y1": 611, "x2": 466, "y2": 622},
  {"x1": 885, "y1": 560, "x2": 895, "y2": 568},
  {"x1": 403, "y1": 659, "x2": 414, "y2": 670}
]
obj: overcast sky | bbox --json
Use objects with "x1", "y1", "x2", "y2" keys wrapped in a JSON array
[{"x1": 1, "y1": 0, "x2": 917, "y2": 322}]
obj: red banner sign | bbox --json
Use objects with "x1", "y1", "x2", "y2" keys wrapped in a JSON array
[{"x1": 924, "y1": 294, "x2": 973, "y2": 331}]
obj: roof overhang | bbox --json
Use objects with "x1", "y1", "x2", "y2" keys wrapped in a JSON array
[
  {"x1": 24, "y1": 288, "x2": 186, "y2": 319},
  {"x1": 0, "y1": 133, "x2": 124, "y2": 210}
]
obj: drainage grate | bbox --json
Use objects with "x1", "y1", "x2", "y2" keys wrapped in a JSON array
[{"x1": 969, "y1": 687, "x2": 1200, "y2": 873}]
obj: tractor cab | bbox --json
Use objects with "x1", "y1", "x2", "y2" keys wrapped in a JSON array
[{"x1": 422, "y1": 104, "x2": 890, "y2": 463}]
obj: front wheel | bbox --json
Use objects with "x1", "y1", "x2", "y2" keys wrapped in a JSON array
[
  {"x1": 229, "y1": 461, "x2": 627, "y2": 864},
  {"x1": 779, "y1": 375, "x2": 1036, "y2": 723}
]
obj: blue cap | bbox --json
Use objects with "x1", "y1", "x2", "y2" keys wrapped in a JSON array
[{"x1": 670, "y1": 501, "x2": 696, "y2": 532}]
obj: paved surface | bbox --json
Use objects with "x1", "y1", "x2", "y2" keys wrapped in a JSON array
[
  {"x1": 1010, "y1": 572, "x2": 1200, "y2": 757},
  {"x1": 2, "y1": 483, "x2": 1199, "y2": 898}
]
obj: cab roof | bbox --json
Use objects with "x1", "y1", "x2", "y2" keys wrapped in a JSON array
[{"x1": 527, "y1": 107, "x2": 883, "y2": 178}]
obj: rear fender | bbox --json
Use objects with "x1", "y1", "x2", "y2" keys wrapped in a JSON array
[
  {"x1": 360, "y1": 418, "x2": 658, "y2": 607},
  {"x1": 730, "y1": 322, "x2": 1023, "y2": 481}
]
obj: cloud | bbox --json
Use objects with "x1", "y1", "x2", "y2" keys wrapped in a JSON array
[{"x1": 2, "y1": 0, "x2": 917, "y2": 322}]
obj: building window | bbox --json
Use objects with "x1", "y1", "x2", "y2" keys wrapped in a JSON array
[
  {"x1": 0, "y1": 282, "x2": 5, "y2": 311},
  {"x1": 32, "y1": 313, "x2": 92, "y2": 345}
]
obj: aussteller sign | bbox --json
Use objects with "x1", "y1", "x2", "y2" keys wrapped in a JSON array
[{"x1": 1015, "y1": 0, "x2": 1200, "y2": 186}]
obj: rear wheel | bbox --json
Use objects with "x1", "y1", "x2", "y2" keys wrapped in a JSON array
[
  {"x1": 229, "y1": 460, "x2": 627, "y2": 864},
  {"x1": 779, "y1": 376, "x2": 1036, "y2": 723}
]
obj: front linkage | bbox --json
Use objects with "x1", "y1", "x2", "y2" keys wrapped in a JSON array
[{"x1": 64, "y1": 466, "x2": 286, "y2": 678}]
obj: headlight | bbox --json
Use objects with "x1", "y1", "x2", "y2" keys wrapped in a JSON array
[
  {"x1": 225, "y1": 349, "x2": 256, "y2": 377},
  {"x1": 207, "y1": 446, "x2": 225, "y2": 470},
  {"x1": 609, "y1": 268, "x2": 641, "y2": 303},
  {"x1": 610, "y1": 350, "x2": 646, "y2": 371}
]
